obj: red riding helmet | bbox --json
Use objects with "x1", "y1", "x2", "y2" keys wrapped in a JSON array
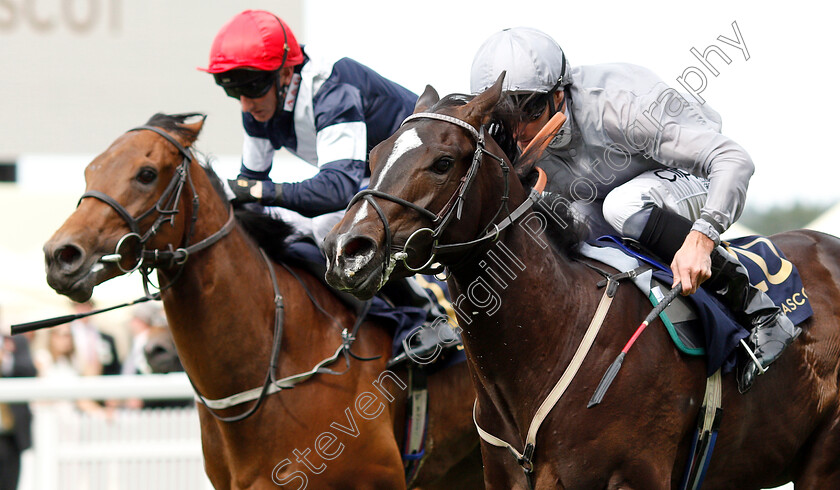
[{"x1": 199, "y1": 10, "x2": 304, "y2": 73}]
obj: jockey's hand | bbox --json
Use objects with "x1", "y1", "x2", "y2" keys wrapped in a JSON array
[
  {"x1": 670, "y1": 231, "x2": 715, "y2": 296},
  {"x1": 225, "y1": 178, "x2": 282, "y2": 206}
]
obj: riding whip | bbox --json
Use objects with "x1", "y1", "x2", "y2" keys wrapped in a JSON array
[
  {"x1": 587, "y1": 283, "x2": 682, "y2": 407},
  {"x1": 11, "y1": 294, "x2": 160, "y2": 335}
]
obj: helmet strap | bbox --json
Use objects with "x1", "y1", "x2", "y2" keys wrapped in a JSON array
[
  {"x1": 546, "y1": 79, "x2": 564, "y2": 118},
  {"x1": 270, "y1": 14, "x2": 291, "y2": 71},
  {"x1": 270, "y1": 14, "x2": 293, "y2": 119},
  {"x1": 547, "y1": 52, "x2": 567, "y2": 118}
]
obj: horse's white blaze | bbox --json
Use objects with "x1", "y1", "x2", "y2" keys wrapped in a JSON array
[
  {"x1": 372, "y1": 128, "x2": 423, "y2": 189},
  {"x1": 340, "y1": 128, "x2": 423, "y2": 279},
  {"x1": 351, "y1": 200, "x2": 370, "y2": 228}
]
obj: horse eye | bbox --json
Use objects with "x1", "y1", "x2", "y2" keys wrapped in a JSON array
[
  {"x1": 431, "y1": 158, "x2": 453, "y2": 174},
  {"x1": 136, "y1": 167, "x2": 157, "y2": 185}
]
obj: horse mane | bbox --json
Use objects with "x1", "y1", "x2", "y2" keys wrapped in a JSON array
[
  {"x1": 431, "y1": 96, "x2": 587, "y2": 256},
  {"x1": 534, "y1": 194, "x2": 590, "y2": 257},
  {"x1": 145, "y1": 112, "x2": 205, "y2": 140},
  {"x1": 197, "y1": 157, "x2": 297, "y2": 264}
]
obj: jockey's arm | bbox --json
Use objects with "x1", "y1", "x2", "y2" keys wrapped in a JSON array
[
  {"x1": 658, "y1": 131, "x2": 755, "y2": 294},
  {"x1": 277, "y1": 159, "x2": 366, "y2": 217},
  {"x1": 229, "y1": 95, "x2": 369, "y2": 216},
  {"x1": 277, "y1": 115, "x2": 370, "y2": 217},
  {"x1": 615, "y1": 94, "x2": 755, "y2": 294}
]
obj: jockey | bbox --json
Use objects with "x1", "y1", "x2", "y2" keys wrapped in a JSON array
[
  {"x1": 200, "y1": 11, "x2": 448, "y2": 356},
  {"x1": 199, "y1": 10, "x2": 417, "y2": 244},
  {"x1": 470, "y1": 27, "x2": 799, "y2": 393}
]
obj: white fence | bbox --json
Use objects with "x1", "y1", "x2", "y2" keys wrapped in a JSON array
[
  {"x1": 0, "y1": 374, "x2": 214, "y2": 490},
  {"x1": 0, "y1": 374, "x2": 795, "y2": 490}
]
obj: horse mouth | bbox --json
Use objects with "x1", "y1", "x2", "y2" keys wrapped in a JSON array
[
  {"x1": 325, "y1": 249, "x2": 389, "y2": 301},
  {"x1": 327, "y1": 262, "x2": 384, "y2": 300},
  {"x1": 46, "y1": 259, "x2": 112, "y2": 303}
]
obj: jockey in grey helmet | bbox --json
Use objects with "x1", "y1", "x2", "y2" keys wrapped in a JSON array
[{"x1": 470, "y1": 27, "x2": 800, "y2": 393}]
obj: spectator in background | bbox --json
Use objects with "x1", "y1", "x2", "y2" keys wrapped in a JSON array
[
  {"x1": 122, "y1": 303, "x2": 192, "y2": 409},
  {"x1": 0, "y1": 307, "x2": 36, "y2": 490},
  {"x1": 122, "y1": 303, "x2": 164, "y2": 378},
  {"x1": 69, "y1": 300, "x2": 121, "y2": 376},
  {"x1": 33, "y1": 324, "x2": 107, "y2": 416}
]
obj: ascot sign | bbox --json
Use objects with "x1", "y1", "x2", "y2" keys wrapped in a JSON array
[{"x1": 0, "y1": 0, "x2": 122, "y2": 33}]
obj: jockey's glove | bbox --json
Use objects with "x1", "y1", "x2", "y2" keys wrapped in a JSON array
[{"x1": 226, "y1": 178, "x2": 283, "y2": 206}]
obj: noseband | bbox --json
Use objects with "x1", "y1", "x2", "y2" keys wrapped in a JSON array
[
  {"x1": 349, "y1": 112, "x2": 545, "y2": 276},
  {"x1": 79, "y1": 125, "x2": 235, "y2": 291}
]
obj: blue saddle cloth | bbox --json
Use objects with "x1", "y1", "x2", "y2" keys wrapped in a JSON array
[{"x1": 594, "y1": 236, "x2": 812, "y2": 375}]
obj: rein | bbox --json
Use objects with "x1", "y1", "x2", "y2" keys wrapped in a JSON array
[
  {"x1": 348, "y1": 112, "x2": 546, "y2": 276},
  {"x1": 78, "y1": 125, "x2": 235, "y2": 297},
  {"x1": 76, "y1": 125, "x2": 376, "y2": 422}
]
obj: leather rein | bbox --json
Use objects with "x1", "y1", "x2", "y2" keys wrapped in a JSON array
[
  {"x1": 79, "y1": 126, "x2": 370, "y2": 423},
  {"x1": 79, "y1": 125, "x2": 236, "y2": 295}
]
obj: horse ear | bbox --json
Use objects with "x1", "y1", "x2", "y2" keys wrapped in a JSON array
[
  {"x1": 414, "y1": 85, "x2": 440, "y2": 114},
  {"x1": 460, "y1": 72, "x2": 505, "y2": 129},
  {"x1": 178, "y1": 113, "x2": 207, "y2": 147}
]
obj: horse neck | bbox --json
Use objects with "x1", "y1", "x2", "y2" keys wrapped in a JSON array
[
  {"x1": 152, "y1": 171, "x2": 345, "y2": 400},
  {"x1": 447, "y1": 174, "x2": 594, "y2": 429}
]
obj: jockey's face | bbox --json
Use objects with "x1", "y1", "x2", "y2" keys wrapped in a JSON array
[
  {"x1": 239, "y1": 66, "x2": 295, "y2": 123},
  {"x1": 515, "y1": 90, "x2": 565, "y2": 150}
]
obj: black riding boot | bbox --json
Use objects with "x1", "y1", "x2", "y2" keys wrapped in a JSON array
[
  {"x1": 637, "y1": 206, "x2": 801, "y2": 393},
  {"x1": 705, "y1": 247, "x2": 801, "y2": 393},
  {"x1": 381, "y1": 276, "x2": 459, "y2": 366}
]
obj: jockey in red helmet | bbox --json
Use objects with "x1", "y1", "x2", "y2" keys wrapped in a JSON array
[
  {"x1": 200, "y1": 12, "x2": 450, "y2": 361},
  {"x1": 200, "y1": 10, "x2": 417, "y2": 244}
]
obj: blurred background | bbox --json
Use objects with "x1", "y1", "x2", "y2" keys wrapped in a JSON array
[{"x1": 0, "y1": 0, "x2": 834, "y2": 488}]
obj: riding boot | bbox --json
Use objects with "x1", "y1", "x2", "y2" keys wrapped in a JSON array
[
  {"x1": 705, "y1": 246, "x2": 801, "y2": 393},
  {"x1": 635, "y1": 206, "x2": 801, "y2": 393}
]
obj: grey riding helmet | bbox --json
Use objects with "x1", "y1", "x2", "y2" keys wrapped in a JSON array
[{"x1": 470, "y1": 27, "x2": 572, "y2": 95}]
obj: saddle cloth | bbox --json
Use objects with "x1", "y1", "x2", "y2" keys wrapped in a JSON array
[{"x1": 580, "y1": 236, "x2": 813, "y2": 375}]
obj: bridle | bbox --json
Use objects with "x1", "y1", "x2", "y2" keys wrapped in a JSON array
[
  {"x1": 79, "y1": 126, "x2": 235, "y2": 285},
  {"x1": 348, "y1": 112, "x2": 545, "y2": 277},
  {"x1": 79, "y1": 125, "x2": 374, "y2": 423}
]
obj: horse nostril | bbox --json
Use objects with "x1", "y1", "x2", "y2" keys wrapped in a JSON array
[
  {"x1": 54, "y1": 244, "x2": 84, "y2": 269},
  {"x1": 343, "y1": 235, "x2": 376, "y2": 259},
  {"x1": 341, "y1": 235, "x2": 378, "y2": 276}
]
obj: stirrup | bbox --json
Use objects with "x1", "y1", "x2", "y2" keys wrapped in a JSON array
[{"x1": 739, "y1": 339, "x2": 768, "y2": 376}]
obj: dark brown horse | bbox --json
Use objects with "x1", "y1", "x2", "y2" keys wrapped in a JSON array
[
  {"x1": 323, "y1": 77, "x2": 840, "y2": 489},
  {"x1": 42, "y1": 114, "x2": 482, "y2": 489}
]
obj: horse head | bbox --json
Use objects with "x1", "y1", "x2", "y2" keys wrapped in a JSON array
[
  {"x1": 324, "y1": 74, "x2": 531, "y2": 299},
  {"x1": 144, "y1": 325, "x2": 184, "y2": 373},
  {"x1": 43, "y1": 113, "x2": 215, "y2": 302}
]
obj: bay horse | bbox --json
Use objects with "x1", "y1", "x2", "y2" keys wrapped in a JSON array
[
  {"x1": 323, "y1": 76, "x2": 840, "y2": 489},
  {"x1": 42, "y1": 113, "x2": 482, "y2": 489}
]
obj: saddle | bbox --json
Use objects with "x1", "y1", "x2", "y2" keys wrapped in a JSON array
[{"x1": 579, "y1": 235, "x2": 813, "y2": 375}]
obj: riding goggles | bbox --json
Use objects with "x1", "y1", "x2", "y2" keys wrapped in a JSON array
[
  {"x1": 511, "y1": 92, "x2": 552, "y2": 121},
  {"x1": 214, "y1": 70, "x2": 276, "y2": 99}
]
